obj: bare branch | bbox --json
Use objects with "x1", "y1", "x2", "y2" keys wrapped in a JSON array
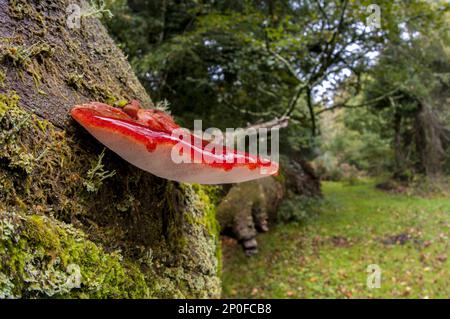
[
  {"x1": 267, "y1": 46, "x2": 303, "y2": 83},
  {"x1": 223, "y1": 99, "x2": 276, "y2": 117},
  {"x1": 306, "y1": 87, "x2": 317, "y2": 136},
  {"x1": 283, "y1": 83, "x2": 307, "y2": 117},
  {"x1": 244, "y1": 116, "x2": 290, "y2": 132},
  {"x1": 316, "y1": 87, "x2": 401, "y2": 115}
]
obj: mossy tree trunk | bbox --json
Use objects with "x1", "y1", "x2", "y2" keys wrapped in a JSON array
[{"x1": 0, "y1": 0, "x2": 220, "y2": 298}]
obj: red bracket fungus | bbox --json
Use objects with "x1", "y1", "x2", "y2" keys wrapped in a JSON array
[{"x1": 71, "y1": 101, "x2": 279, "y2": 184}]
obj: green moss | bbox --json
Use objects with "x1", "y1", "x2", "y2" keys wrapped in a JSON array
[
  {"x1": 0, "y1": 95, "x2": 221, "y2": 298},
  {"x1": 0, "y1": 93, "x2": 84, "y2": 219},
  {"x1": 190, "y1": 184, "x2": 221, "y2": 238},
  {"x1": 273, "y1": 156, "x2": 288, "y2": 185},
  {"x1": 0, "y1": 69, "x2": 5, "y2": 88},
  {"x1": 65, "y1": 73, "x2": 116, "y2": 104},
  {"x1": 0, "y1": 90, "x2": 20, "y2": 116},
  {"x1": 0, "y1": 43, "x2": 53, "y2": 66},
  {"x1": 190, "y1": 184, "x2": 222, "y2": 275},
  {"x1": 0, "y1": 211, "x2": 150, "y2": 298},
  {"x1": 0, "y1": 42, "x2": 55, "y2": 89},
  {"x1": 9, "y1": 0, "x2": 42, "y2": 20},
  {"x1": 0, "y1": 91, "x2": 39, "y2": 176},
  {"x1": 0, "y1": 93, "x2": 46, "y2": 177},
  {"x1": 114, "y1": 99, "x2": 129, "y2": 108},
  {"x1": 83, "y1": 149, "x2": 116, "y2": 193},
  {"x1": 66, "y1": 72, "x2": 84, "y2": 90},
  {"x1": 273, "y1": 167, "x2": 286, "y2": 185}
]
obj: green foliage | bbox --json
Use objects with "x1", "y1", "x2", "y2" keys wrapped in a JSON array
[
  {"x1": 315, "y1": 8, "x2": 449, "y2": 179},
  {"x1": 104, "y1": 0, "x2": 449, "y2": 165},
  {"x1": 101, "y1": 1, "x2": 364, "y2": 147},
  {"x1": 277, "y1": 195, "x2": 324, "y2": 224},
  {"x1": 190, "y1": 184, "x2": 222, "y2": 274},
  {"x1": 357, "y1": 7, "x2": 450, "y2": 178},
  {"x1": 315, "y1": 105, "x2": 394, "y2": 181}
]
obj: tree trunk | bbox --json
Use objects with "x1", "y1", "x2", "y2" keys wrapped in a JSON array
[
  {"x1": 0, "y1": 0, "x2": 220, "y2": 298},
  {"x1": 415, "y1": 102, "x2": 445, "y2": 179},
  {"x1": 393, "y1": 112, "x2": 406, "y2": 178}
]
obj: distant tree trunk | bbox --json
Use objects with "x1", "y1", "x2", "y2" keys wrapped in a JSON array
[
  {"x1": 393, "y1": 112, "x2": 406, "y2": 177},
  {"x1": 217, "y1": 155, "x2": 321, "y2": 255},
  {"x1": 415, "y1": 102, "x2": 445, "y2": 179},
  {"x1": 0, "y1": 0, "x2": 220, "y2": 298},
  {"x1": 159, "y1": 0, "x2": 167, "y2": 43}
]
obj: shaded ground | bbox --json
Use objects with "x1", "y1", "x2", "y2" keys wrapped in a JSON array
[{"x1": 222, "y1": 181, "x2": 449, "y2": 298}]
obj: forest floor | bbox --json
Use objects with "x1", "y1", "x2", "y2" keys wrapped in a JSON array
[{"x1": 221, "y1": 180, "x2": 449, "y2": 298}]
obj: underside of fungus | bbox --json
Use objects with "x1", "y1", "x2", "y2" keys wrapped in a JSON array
[{"x1": 71, "y1": 101, "x2": 278, "y2": 184}]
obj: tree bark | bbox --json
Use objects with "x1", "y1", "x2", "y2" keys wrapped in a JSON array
[
  {"x1": 0, "y1": 0, "x2": 220, "y2": 298},
  {"x1": 415, "y1": 102, "x2": 445, "y2": 179}
]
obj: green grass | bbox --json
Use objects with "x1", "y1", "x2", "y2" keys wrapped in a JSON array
[{"x1": 221, "y1": 181, "x2": 450, "y2": 298}]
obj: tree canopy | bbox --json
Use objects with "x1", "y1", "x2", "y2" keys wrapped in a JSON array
[{"x1": 104, "y1": 0, "x2": 449, "y2": 177}]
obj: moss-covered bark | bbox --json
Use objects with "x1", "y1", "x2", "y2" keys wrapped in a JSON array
[
  {"x1": 0, "y1": 211, "x2": 150, "y2": 298},
  {"x1": 0, "y1": 0, "x2": 220, "y2": 298},
  {"x1": 217, "y1": 178, "x2": 284, "y2": 255}
]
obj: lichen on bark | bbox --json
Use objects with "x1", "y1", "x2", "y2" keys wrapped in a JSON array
[
  {"x1": 0, "y1": 211, "x2": 150, "y2": 298},
  {"x1": 0, "y1": 0, "x2": 221, "y2": 298}
]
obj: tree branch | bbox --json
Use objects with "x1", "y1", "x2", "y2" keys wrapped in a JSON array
[
  {"x1": 284, "y1": 83, "x2": 307, "y2": 117},
  {"x1": 316, "y1": 88, "x2": 401, "y2": 115},
  {"x1": 306, "y1": 87, "x2": 316, "y2": 136},
  {"x1": 267, "y1": 46, "x2": 303, "y2": 83}
]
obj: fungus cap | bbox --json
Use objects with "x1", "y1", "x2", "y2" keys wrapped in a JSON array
[{"x1": 71, "y1": 102, "x2": 278, "y2": 184}]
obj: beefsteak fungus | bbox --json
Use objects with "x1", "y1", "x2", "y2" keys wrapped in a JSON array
[{"x1": 71, "y1": 101, "x2": 278, "y2": 184}]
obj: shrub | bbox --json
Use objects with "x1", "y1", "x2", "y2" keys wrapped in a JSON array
[{"x1": 277, "y1": 195, "x2": 324, "y2": 224}]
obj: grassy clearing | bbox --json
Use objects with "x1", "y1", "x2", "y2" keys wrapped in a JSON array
[{"x1": 222, "y1": 181, "x2": 449, "y2": 298}]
